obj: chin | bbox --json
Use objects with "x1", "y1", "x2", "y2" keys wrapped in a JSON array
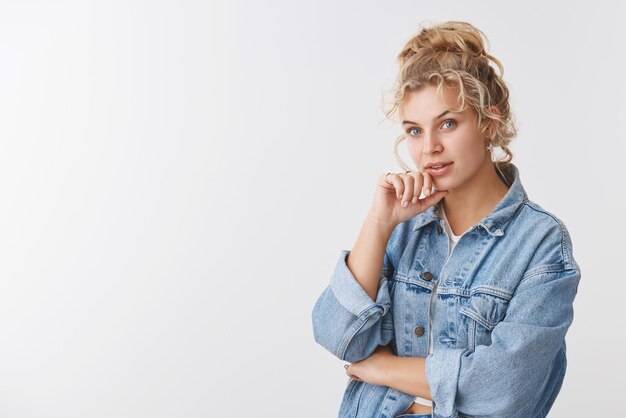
[
  {"x1": 432, "y1": 178, "x2": 454, "y2": 192},
  {"x1": 433, "y1": 165, "x2": 475, "y2": 192}
]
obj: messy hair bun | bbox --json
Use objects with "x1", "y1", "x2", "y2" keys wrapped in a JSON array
[{"x1": 384, "y1": 21, "x2": 517, "y2": 172}]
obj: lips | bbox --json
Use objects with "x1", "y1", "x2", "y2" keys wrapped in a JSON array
[
  {"x1": 425, "y1": 162, "x2": 453, "y2": 176},
  {"x1": 425, "y1": 162, "x2": 452, "y2": 170}
]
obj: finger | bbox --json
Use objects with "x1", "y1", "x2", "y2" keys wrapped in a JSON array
[
  {"x1": 346, "y1": 371, "x2": 363, "y2": 381},
  {"x1": 387, "y1": 173, "x2": 404, "y2": 200},
  {"x1": 400, "y1": 173, "x2": 414, "y2": 207},
  {"x1": 417, "y1": 190, "x2": 449, "y2": 212},
  {"x1": 408, "y1": 171, "x2": 424, "y2": 204},
  {"x1": 380, "y1": 172, "x2": 394, "y2": 189},
  {"x1": 422, "y1": 170, "x2": 433, "y2": 197}
]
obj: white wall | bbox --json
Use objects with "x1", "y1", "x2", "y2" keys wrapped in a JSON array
[{"x1": 0, "y1": 0, "x2": 622, "y2": 416}]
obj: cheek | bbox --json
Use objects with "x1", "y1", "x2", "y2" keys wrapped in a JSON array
[
  {"x1": 452, "y1": 133, "x2": 484, "y2": 162},
  {"x1": 406, "y1": 143, "x2": 424, "y2": 167},
  {"x1": 467, "y1": 140, "x2": 487, "y2": 161}
]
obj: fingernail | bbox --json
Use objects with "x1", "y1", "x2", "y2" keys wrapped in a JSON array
[
  {"x1": 402, "y1": 201, "x2": 408, "y2": 208},
  {"x1": 412, "y1": 196, "x2": 418, "y2": 204}
]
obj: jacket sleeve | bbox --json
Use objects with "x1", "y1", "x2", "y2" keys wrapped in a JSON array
[
  {"x1": 311, "y1": 238, "x2": 397, "y2": 362},
  {"x1": 425, "y1": 266, "x2": 581, "y2": 418}
]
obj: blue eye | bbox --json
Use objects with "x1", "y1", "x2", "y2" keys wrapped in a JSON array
[
  {"x1": 406, "y1": 120, "x2": 456, "y2": 137},
  {"x1": 406, "y1": 127, "x2": 422, "y2": 136}
]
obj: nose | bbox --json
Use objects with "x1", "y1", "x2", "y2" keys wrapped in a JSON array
[{"x1": 422, "y1": 132, "x2": 442, "y2": 155}]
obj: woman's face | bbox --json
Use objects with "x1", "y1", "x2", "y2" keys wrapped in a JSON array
[{"x1": 400, "y1": 84, "x2": 490, "y2": 192}]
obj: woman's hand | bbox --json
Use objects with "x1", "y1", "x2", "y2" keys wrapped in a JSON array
[
  {"x1": 344, "y1": 345, "x2": 395, "y2": 387},
  {"x1": 367, "y1": 170, "x2": 448, "y2": 227},
  {"x1": 345, "y1": 347, "x2": 433, "y2": 403}
]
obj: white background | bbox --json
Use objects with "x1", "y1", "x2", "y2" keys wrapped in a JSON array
[{"x1": 0, "y1": 0, "x2": 623, "y2": 417}]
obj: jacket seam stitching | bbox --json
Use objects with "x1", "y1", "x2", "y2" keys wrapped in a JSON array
[
  {"x1": 523, "y1": 202, "x2": 574, "y2": 269},
  {"x1": 519, "y1": 266, "x2": 577, "y2": 285}
]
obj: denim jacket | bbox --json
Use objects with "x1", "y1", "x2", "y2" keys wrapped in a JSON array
[{"x1": 311, "y1": 163, "x2": 581, "y2": 418}]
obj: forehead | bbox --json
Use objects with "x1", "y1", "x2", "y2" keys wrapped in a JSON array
[{"x1": 399, "y1": 84, "x2": 465, "y2": 119}]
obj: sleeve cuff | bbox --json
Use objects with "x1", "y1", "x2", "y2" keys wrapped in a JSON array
[
  {"x1": 329, "y1": 250, "x2": 391, "y2": 317},
  {"x1": 425, "y1": 348, "x2": 466, "y2": 418}
]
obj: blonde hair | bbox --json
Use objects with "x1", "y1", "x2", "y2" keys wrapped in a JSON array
[{"x1": 383, "y1": 21, "x2": 517, "y2": 173}]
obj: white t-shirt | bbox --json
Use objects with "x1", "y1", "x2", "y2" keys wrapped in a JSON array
[
  {"x1": 414, "y1": 204, "x2": 469, "y2": 407},
  {"x1": 440, "y1": 203, "x2": 469, "y2": 254}
]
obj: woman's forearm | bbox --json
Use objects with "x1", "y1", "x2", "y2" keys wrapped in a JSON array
[
  {"x1": 346, "y1": 216, "x2": 396, "y2": 301},
  {"x1": 382, "y1": 355, "x2": 432, "y2": 400}
]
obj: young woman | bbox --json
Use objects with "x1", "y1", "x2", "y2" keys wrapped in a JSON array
[{"x1": 311, "y1": 21, "x2": 581, "y2": 418}]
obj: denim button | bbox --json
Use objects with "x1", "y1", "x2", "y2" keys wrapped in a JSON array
[
  {"x1": 437, "y1": 226, "x2": 443, "y2": 235},
  {"x1": 423, "y1": 271, "x2": 433, "y2": 281},
  {"x1": 413, "y1": 326, "x2": 425, "y2": 336}
]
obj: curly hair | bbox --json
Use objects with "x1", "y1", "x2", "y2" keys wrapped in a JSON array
[{"x1": 382, "y1": 21, "x2": 517, "y2": 173}]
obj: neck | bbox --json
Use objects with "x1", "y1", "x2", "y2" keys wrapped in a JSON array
[{"x1": 440, "y1": 158, "x2": 510, "y2": 232}]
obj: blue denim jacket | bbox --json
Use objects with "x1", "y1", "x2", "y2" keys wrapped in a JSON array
[{"x1": 311, "y1": 163, "x2": 581, "y2": 418}]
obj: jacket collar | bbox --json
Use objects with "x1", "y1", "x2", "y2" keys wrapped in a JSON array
[{"x1": 411, "y1": 162, "x2": 528, "y2": 236}]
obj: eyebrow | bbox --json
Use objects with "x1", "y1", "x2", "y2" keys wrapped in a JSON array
[{"x1": 402, "y1": 110, "x2": 457, "y2": 126}]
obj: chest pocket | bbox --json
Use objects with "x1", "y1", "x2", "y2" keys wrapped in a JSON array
[{"x1": 459, "y1": 290, "x2": 511, "y2": 350}]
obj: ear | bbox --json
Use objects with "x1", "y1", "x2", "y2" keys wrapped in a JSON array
[{"x1": 486, "y1": 106, "x2": 501, "y2": 139}]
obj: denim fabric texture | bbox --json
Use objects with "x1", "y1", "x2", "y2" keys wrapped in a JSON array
[{"x1": 311, "y1": 162, "x2": 581, "y2": 418}]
